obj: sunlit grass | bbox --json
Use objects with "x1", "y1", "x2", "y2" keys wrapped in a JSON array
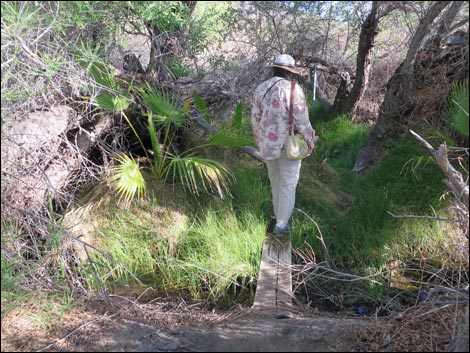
[
  {"x1": 74, "y1": 168, "x2": 266, "y2": 304},
  {"x1": 3, "y1": 110, "x2": 461, "y2": 312},
  {"x1": 290, "y1": 113, "x2": 463, "y2": 307},
  {"x1": 173, "y1": 209, "x2": 265, "y2": 300}
]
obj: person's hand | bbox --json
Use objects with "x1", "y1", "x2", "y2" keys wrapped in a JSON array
[{"x1": 312, "y1": 131, "x2": 319, "y2": 144}]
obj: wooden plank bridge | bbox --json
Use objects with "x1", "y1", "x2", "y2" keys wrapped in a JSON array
[{"x1": 252, "y1": 232, "x2": 294, "y2": 316}]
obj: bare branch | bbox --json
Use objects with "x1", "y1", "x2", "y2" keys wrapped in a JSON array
[
  {"x1": 387, "y1": 211, "x2": 454, "y2": 222},
  {"x1": 410, "y1": 130, "x2": 469, "y2": 206}
]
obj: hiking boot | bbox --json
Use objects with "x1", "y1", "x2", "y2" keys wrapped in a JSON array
[
  {"x1": 273, "y1": 223, "x2": 291, "y2": 235},
  {"x1": 267, "y1": 214, "x2": 276, "y2": 233}
]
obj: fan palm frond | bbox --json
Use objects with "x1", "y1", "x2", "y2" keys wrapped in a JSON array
[
  {"x1": 193, "y1": 92, "x2": 211, "y2": 123},
  {"x1": 208, "y1": 102, "x2": 255, "y2": 147},
  {"x1": 95, "y1": 92, "x2": 130, "y2": 113},
  {"x1": 447, "y1": 80, "x2": 469, "y2": 137},
  {"x1": 109, "y1": 154, "x2": 146, "y2": 205},
  {"x1": 230, "y1": 102, "x2": 243, "y2": 130},
  {"x1": 87, "y1": 62, "x2": 131, "y2": 113},
  {"x1": 209, "y1": 129, "x2": 255, "y2": 147},
  {"x1": 139, "y1": 83, "x2": 187, "y2": 128},
  {"x1": 166, "y1": 155, "x2": 234, "y2": 199}
]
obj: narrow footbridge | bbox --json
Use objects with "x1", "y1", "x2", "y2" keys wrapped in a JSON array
[{"x1": 252, "y1": 233, "x2": 293, "y2": 315}]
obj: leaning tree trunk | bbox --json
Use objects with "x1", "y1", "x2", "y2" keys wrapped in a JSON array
[
  {"x1": 145, "y1": 1, "x2": 197, "y2": 81},
  {"x1": 333, "y1": 1, "x2": 400, "y2": 116},
  {"x1": 353, "y1": 1, "x2": 454, "y2": 172}
]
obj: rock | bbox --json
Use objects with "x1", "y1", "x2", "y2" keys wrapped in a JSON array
[{"x1": 1, "y1": 105, "x2": 112, "y2": 213}]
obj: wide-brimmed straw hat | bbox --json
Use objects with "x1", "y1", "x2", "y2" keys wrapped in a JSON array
[{"x1": 270, "y1": 54, "x2": 301, "y2": 74}]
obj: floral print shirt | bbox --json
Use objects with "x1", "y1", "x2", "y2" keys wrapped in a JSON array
[{"x1": 251, "y1": 76, "x2": 316, "y2": 160}]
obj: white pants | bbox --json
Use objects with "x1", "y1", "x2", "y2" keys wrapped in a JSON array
[{"x1": 265, "y1": 155, "x2": 301, "y2": 228}]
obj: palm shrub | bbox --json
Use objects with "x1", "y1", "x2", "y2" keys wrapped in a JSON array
[
  {"x1": 86, "y1": 61, "x2": 150, "y2": 203},
  {"x1": 207, "y1": 101, "x2": 256, "y2": 147},
  {"x1": 88, "y1": 62, "x2": 253, "y2": 203},
  {"x1": 137, "y1": 83, "x2": 237, "y2": 199},
  {"x1": 108, "y1": 153, "x2": 146, "y2": 205}
]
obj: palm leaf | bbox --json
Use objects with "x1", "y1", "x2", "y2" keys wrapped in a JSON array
[
  {"x1": 89, "y1": 63, "x2": 117, "y2": 89},
  {"x1": 139, "y1": 83, "x2": 187, "y2": 128},
  {"x1": 208, "y1": 102, "x2": 254, "y2": 147},
  {"x1": 209, "y1": 129, "x2": 255, "y2": 147},
  {"x1": 193, "y1": 92, "x2": 211, "y2": 123},
  {"x1": 88, "y1": 62, "x2": 130, "y2": 113},
  {"x1": 147, "y1": 112, "x2": 164, "y2": 175},
  {"x1": 95, "y1": 92, "x2": 117, "y2": 112},
  {"x1": 447, "y1": 80, "x2": 469, "y2": 137},
  {"x1": 231, "y1": 102, "x2": 243, "y2": 130},
  {"x1": 95, "y1": 92, "x2": 130, "y2": 113},
  {"x1": 109, "y1": 154, "x2": 146, "y2": 205},
  {"x1": 166, "y1": 156, "x2": 234, "y2": 199}
]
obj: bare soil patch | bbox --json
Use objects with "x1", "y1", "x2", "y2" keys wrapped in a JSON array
[{"x1": 2, "y1": 293, "x2": 462, "y2": 352}]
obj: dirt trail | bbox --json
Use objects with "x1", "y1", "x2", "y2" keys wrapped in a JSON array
[
  {"x1": 1, "y1": 296, "x2": 387, "y2": 352},
  {"x1": 175, "y1": 308, "x2": 373, "y2": 352},
  {"x1": 3, "y1": 292, "x2": 462, "y2": 352}
]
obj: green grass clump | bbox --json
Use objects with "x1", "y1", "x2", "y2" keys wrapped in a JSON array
[
  {"x1": 231, "y1": 161, "x2": 272, "y2": 217},
  {"x1": 78, "y1": 166, "x2": 268, "y2": 305},
  {"x1": 2, "y1": 109, "x2": 457, "y2": 312},
  {"x1": 313, "y1": 114, "x2": 371, "y2": 170},
  {"x1": 174, "y1": 208, "x2": 265, "y2": 300}
]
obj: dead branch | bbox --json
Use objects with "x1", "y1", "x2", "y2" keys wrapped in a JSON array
[
  {"x1": 410, "y1": 130, "x2": 469, "y2": 206},
  {"x1": 387, "y1": 211, "x2": 454, "y2": 223}
]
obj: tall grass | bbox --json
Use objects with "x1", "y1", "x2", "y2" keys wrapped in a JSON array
[
  {"x1": 295, "y1": 115, "x2": 447, "y2": 262},
  {"x1": 174, "y1": 209, "x2": 265, "y2": 300},
  {"x1": 313, "y1": 114, "x2": 370, "y2": 170},
  {"x1": 2, "y1": 109, "x2": 459, "y2": 312},
  {"x1": 77, "y1": 166, "x2": 267, "y2": 305},
  {"x1": 291, "y1": 114, "x2": 458, "y2": 307}
]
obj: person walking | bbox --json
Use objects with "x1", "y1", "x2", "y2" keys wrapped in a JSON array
[{"x1": 251, "y1": 54, "x2": 317, "y2": 235}]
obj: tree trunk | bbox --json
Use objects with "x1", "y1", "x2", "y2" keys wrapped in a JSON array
[
  {"x1": 145, "y1": 25, "x2": 172, "y2": 81},
  {"x1": 333, "y1": 2, "x2": 400, "y2": 116},
  {"x1": 353, "y1": 1, "x2": 453, "y2": 173},
  {"x1": 182, "y1": 1, "x2": 197, "y2": 17},
  {"x1": 145, "y1": 1, "x2": 197, "y2": 81}
]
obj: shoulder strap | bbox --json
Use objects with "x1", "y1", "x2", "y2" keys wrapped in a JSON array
[{"x1": 288, "y1": 80, "x2": 296, "y2": 136}]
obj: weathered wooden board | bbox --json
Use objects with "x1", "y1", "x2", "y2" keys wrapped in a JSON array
[
  {"x1": 276, "y1": 237, "x2": 292, "y2": 305},
  {"x1": 251, "y1": 238, "x2": 277, "y2": 307},
  {"x1": 252, "y1": 233, "x2": 292, "y2": 309}
]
